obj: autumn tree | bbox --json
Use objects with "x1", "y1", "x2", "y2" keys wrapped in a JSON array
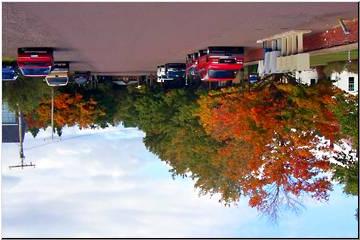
[
  {"x1": 112, "y1": 81, "x2": 355, "y2": 220},
  {"x1": 24, "y1": 79, "x2": 352, "y2": 221},
  {"x1": 196, "y1": 82, "x2": 342, "y2": 219},
  {"x1": 26, "y1": 92, "x2": 105, "y2": 130}
]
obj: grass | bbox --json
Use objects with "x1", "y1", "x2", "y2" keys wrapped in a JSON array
[{"x1": 310, "y1": 49, "x2": 358, "y2": 67}]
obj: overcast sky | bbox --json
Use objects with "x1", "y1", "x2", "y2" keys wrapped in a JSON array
[{"x1": 1, "y1": 125, "x2": 358, "y2": 238}]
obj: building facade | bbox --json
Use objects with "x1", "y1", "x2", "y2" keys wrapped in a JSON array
[
  {"x1": 2, "y1": 103, "x2": 26, "y2": 143},
  {"x1": 331, "y1": 70, "x2": 358, "y2": 95}
]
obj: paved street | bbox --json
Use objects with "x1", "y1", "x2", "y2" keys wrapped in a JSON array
[{"x1": 2, "y1": 2, "x2": 357, "y2": 73}]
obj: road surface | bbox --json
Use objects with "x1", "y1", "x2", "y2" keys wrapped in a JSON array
[{"x1": 2, "y1": 2, "x2": 357, "y2": 72}]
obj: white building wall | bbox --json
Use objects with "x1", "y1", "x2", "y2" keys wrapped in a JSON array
[
  {"x1": 258, "y1": 60, "x2": 265, "y2": 76},
  {"x1": 295, "y1": 69, "x2": 318, "y2": 85},
  {"x1": 269, "y1": 51, "x2": 281, "y2": 73},
  {"x1": 276, "y1": 53, "x2": 310, "y2": 73},
  {"x1": 331, "y1": 71, "x2": 358, "y2": 95},
  {"x1": 264, "y1": 52, "x2": 271, "y2": 74}
]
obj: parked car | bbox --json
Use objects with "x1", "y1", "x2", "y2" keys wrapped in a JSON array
[
  {"x1": 17, "y1": 47, "x2": 54, "y2": 77},
  {"x1": 73, "y1": 71, "x2": 91, "y2": 85},
  {"x1": 248, "y1": 73, "x2": 259, "y2": 84},
  {"x1": 157, "y1": 63, "x2": 186, "y2": 83},
  {"x1": 45, "y1": 62, "x2": 69, "y2": 86},
  {"x1": 2, "y1": 65, "x2": 18, "y2": 81},
  {"x1": 189, "y1": 46, "x2": 244, "y2": 82},
  {"x1": 185, "y1": 52, "x2": 200, "y2": 85}
]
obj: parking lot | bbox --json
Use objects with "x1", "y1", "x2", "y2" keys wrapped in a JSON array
[{"x1": 3, "y1": 2, "x2": 357, "y2": 73}]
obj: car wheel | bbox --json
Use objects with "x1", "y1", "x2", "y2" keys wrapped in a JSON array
[{"x1": 43, "y1": 47, "x2": 54, "y2": 55}]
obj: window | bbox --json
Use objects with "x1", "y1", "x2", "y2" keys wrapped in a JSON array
[
  {"x1": 310, "y1": 79, "x2": 316, "y2": 85},
  {"x1": 349, "y1": 77, "x2": 355, "y2": 91},
  {"x1": 276, "y1": 39, "x2": 281, "y2": 51},
  {"x1": 271, "y1": 40, "x2": 277, "y2": 51},
  {"x1": 22, "y1": 67, "x2": 50, "y2": 76},
  {"x1": 218, "y1": 81, "x2": 227, "y2": 87},
  {"x1": 283, "y1": 38, "x2": 287, "y2": 56},
  {"x1": 2, "y1": 103, "x2": 17, "y2": 124}
]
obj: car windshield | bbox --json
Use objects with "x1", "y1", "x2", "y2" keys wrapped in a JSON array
[
  {"x1": 51, "y1": 68, "x2": 68, "y2": 72},
  {"x1": 168, "y1": 69, "x2": 185, "y2": 78},
  {"x1": 47, "y1": 77, "x2": 68, "y2": 85},
  {"x1": 75, "y1": 76, "x2": 88, "y2": 84},
  {"x1": 168, "y1": 67, "x2": 185, "y2": 71},
  {"x1": 167, "y1": 64, "x2": 186, "y2": 69},
  {"x1": 208, "y1": 70, "x2": 236, "y2": 79},
  {"x1": 22, "y1": 68, "x2": 50, "y2": 76},
  {"x1": 23, "y1": 62, "x2": 50, "y2": 67}
]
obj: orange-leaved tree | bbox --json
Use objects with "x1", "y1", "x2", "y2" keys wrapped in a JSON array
[
  {"x1": 26, "y1": 92, "x2": 105, "y2": 130},
  {"x1": 197, "y1": 83, "x2": 341, "y2": 219}
]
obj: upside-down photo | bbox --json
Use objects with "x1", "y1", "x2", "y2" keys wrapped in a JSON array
[{"x1": 1, "y1": 1, "x2": 359, "y2": 238}]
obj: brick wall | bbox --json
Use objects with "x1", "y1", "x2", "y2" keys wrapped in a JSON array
[
  {"x1": 303, "y1": 18, "x2": 358, "y2": 52},
  {"x1": 244, "y1": 48, "x2": 264, "y2": 63},
  {"x1": 244, "y1": 18, "x2": 358, "y2": 63}
]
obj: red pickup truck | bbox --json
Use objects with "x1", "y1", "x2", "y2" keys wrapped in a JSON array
[
  {"x1": 17, "y1": 48, "x2": 54, "y2": 77},
  {"x1": 187, "y1": 46, "x2": 244, "y2": 83}
]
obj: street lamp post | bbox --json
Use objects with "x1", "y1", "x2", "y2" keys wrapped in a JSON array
[
  {"x1": 51, "y1": 87, "x2": 54, "y2": 140},
  {"x1": 9, "y1": 104, "x2": 35, "y2": 169}
]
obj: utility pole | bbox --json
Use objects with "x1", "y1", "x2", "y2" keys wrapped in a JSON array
[
  {"x1": 9, "y1": 106, "x2": 35, "y2": 169},
  {"x1": 348, "y1": 50, "x2": 352, "y2": 63},
  {"x1": 51, "y1": 87, "x2": 54, "y2": 140}
]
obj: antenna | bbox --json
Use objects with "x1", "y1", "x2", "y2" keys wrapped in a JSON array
[
  {"x1": 348, "y1": 50, "x2": 352, "y2": 63},
  {"x1": 338, "y1": 18, "x2": 350, "y2": 35},
  {"x1": 9, "y1": 105, "x2": 36, "y2": 169}
]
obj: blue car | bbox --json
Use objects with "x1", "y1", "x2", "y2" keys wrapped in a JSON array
[
  {"x1": 249, "y1": 73, "x2": 258, "y2": 84},
  {"x1": 165, "y1": 63, "x2": 186, "y2": 80},
  {"x1": 2, "y1": 65, "x2": 18, "y2": 81}
]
